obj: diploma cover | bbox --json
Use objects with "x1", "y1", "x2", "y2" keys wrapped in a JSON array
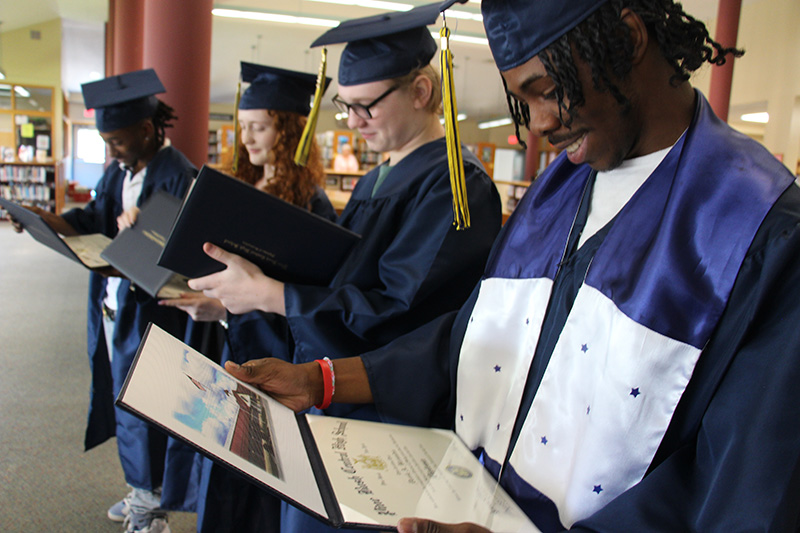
[
  {"x1": 0, "y1": 197, "x2": 111, "y2": 269},
  {"x1": 157, "y1": 165, "x2": 360, "y2": 284},
  {"x1": 117, "y1": 324, "x2": 538, "y2": 532},
  {"x1": 101, "y1": 189, "x2": 193, "y2": 299}
]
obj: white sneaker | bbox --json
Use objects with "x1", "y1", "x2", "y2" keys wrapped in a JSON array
[
  {"x1": 107, "y1": 492, "x2": 133, "y2": 522},
  {"x1": 124, "y1": 512, "x2": 170, "y2": 533}
]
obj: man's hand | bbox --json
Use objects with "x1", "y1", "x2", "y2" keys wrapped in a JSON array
[
  {"x1": 159, "y1": 293, "x2": 228, "y2": 322},
  {"x1": 224, "y1": 358, "x2": 322, "y2": 412},
  {"x1": 188, "y1": 243, "x2": 286, "y2": 315},
  {"x1": 9, "y1": 215, "x2": 24, "y2": 233},
  {"x1": 396, "y1": 518, "x2": 493, "y2": 533},
  {"x1": 117, "y1": 206, "x2": 140, "y2": 230}
]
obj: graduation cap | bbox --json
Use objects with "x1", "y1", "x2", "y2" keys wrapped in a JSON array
[
  {"x1": 238, "y1": 62, "x2": 332, "y2": 116},
  {"x1": 233, "y1": 62, "x2": 333, "y2": 171},
  {"x1": 310, "y1": 2, "x2": 447, "y2": 86},
  {"x1": 308, "y1": 0, "x2": 474, "y2": 229},
  {"x1": 482, "y1": 0, "x2": 610, "y2": 71},
  {"x1": 81, "y1": 69, "x2": 165, "y2": 133}
]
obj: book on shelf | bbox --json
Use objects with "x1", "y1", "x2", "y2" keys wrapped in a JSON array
[
  {"x1": 157, "y1": 165, "x2": 361, "y2": 284},
  {"x1": 100, "y1": 189, "x2": 195, "y2": 299},
  {"x1": 0, "y1": 197, "x2": 111, "y2": 269},
  {"x1": 117, "y1": 323, "x2": 537, "y2": 532}
]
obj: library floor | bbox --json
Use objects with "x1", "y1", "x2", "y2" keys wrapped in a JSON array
[{"x1": 0, "y1": 221, "x2": 196, "y2": 532}]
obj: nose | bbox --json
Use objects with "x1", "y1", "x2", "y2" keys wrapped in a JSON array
[
  {"x1": 347, "y1": 112, "x2": 366, "y2": 130},
  {"x1": 528, "y1": 102, "x2": 562, "y2": 140},
  {"x1": 240, "y1": 128, "x2": 252, "y2": 145}
]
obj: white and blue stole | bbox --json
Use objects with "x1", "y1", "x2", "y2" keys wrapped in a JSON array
[{"x1": 455, "y1": 93, "x2": 793, "y2": 530}]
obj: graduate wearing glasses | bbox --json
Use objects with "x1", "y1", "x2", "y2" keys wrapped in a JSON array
[{"x1": 189, "y1": 5, "x2": 502, "y2": 533}]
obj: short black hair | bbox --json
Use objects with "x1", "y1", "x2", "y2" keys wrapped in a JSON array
[{"x1": 505, "y1": 0, "x2": 744, "y2": 147}]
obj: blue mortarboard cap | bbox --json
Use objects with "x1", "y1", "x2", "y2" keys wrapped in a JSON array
[
  {"x1": 310, "y1": 3, "x2": 444, "y2": 86},
  {"x1": 81, "y1": 68, "x2": 166, "y2": 133},
  {"x1": 482, "y1": 0, "x2": 610, "y2": 72},
  {"x1": 238, "y1": 62, "x2": 332, "y2": 116}
]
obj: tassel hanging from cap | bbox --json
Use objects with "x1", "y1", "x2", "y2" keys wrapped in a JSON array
[
  {"x1": 231, "y1": 80, "x2": 242, "y2": 174},
  {"x1": 294, "y1": 48, "x2": 328, "y2": 167},
  {"x1": 439, "y1": 23, "x2": 469, "y2": 230}
]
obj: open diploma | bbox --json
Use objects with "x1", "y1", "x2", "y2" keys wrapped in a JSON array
[{"x1": 117, "y1": 324, "x2": 538, "y2": 532}]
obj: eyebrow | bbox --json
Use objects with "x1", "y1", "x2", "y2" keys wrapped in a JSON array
[{"x1": 516, "y1": 73, "x2": 547, "y2": 96}]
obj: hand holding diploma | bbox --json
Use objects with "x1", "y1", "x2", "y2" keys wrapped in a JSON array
[
  {"x1": 116, "y1": 206, "x2": 140, "y2": 230},
  {"x1": 188, "y1": 242, "x2": 286, "y2": 315},
  {"x1": 225, "y1": 354, "x2": 374, "y2": 411},
  {"x1": 159, "y1": 292, "x2": 227, "y2": 322},
  {"x1": 397, "y1": 518, "x2": 494, "y2": 533},
  {"x1": 224, "y1": 357, "x2": 323, "y2": 413}
]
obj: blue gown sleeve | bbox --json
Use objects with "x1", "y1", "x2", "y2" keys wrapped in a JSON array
[
  {"x1": 284, "y1": 164, "x2": 500, "y2": 362},
  {"x1": 309, "y1": 186, "x2": 337, "y2": 222},
  {"x1": 361, "y1": 285, "x2": 480, "y2": 429},
  {"x1": 572, "y1": 189, "x2": 800, "y2": 531}
]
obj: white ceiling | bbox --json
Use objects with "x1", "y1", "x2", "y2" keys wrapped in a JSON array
[{"x1": 0, "y1": 0, "x2": 744, "y2": 122}]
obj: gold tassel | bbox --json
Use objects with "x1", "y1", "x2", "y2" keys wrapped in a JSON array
[
  {"x1": 294, "y1": 48, "x2": 328, "y2": 167},
  {"x1": 231, "y1": 80, "x2": 241, "y2": 174},
  {"x1": 440, "y1": 24, "x2": 470, "y2": 230}
]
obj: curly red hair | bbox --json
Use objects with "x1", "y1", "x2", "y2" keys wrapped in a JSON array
[{"x1": 234, "y1": 110, "x2": 326, "y2": 209}]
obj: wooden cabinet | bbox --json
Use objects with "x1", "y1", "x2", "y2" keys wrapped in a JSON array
[
  {"x1": 0, "y1": 83, "x2": 55, "y2": 165},
  {"x1": 317, "y1": 130, "x2": 384, "y2": 172}
]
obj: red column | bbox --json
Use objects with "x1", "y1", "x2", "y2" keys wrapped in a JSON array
[
  {"x1": 708, "y1": 0, "x2": 742, "y2": 122},
  {"x1": 142, "y1": 0, "x2": 213, "y2": 168},
  {"x1": 108, "y1": 0, "x2": 145, "y2": 76}
]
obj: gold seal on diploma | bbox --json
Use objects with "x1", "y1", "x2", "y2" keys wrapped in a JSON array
[
  {"x1": 445, "y1": 465, "x2": 473, "y2": 478},
  {"x1": 353, "y1": 455, "x2": 386, "y2": 470}
]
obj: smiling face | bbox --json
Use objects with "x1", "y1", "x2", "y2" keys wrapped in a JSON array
[
  {"x1": 238, "y1": 108, "x2": 279, "y2": 167},
  {"x1": 338, "y1": 79, "x2": 419, "y2": 156},
  {"x1": 502, "y1": 53, "x2": 642, "y2": 172},
  {"x1": 99, "y1": 120, "x2": 154, "y2": 173}
]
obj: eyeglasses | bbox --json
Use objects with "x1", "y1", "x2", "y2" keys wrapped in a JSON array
[{"x1": 331, "y1": 85, "x2": 399, "y2": 120}]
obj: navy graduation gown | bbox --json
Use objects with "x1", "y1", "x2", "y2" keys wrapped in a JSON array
[
  {"x1": 195, "y1": 186, "x2": 335, "y2": 532},
  {"x1": 203, "y1": 140, "x2": 502, "y2": 533},
  {"x1": 62, "y1": 146, "x2": 199, "y2": 505},
  {"x1": 363, "y1": 93, "x2": 800, "y2": 530}
]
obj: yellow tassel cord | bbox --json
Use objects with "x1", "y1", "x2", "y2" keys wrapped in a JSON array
[
  {"x1": 231, "y1": 80, "x2": 241, "y2": 175},
  {"x1": 294, "y1": 48, "x2": 328, "y2": 166},
  {"x1": 440, "y1": 25, "x2": 470, "y2": 230}
]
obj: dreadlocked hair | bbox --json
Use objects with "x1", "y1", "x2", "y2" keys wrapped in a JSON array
[
  {"x1": 506, "y1": 0, "x2": 744, "y2": 131},
  {"x1": 503, "y1": 76, "x2": 531, "y2": 149},
  {"x1": 234, "y1": 110, "x2": 325, "y2": 210},
  {"x1": 152, "y1": 100, "x2": 178, "y2": 147}
]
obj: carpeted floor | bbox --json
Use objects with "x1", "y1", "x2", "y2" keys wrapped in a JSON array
[{"x1": 0, "y1": 220, "x2": 197, "y2": 532}]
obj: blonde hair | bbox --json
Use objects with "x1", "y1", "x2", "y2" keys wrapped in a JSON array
[{"x1": 394, "y1": 64, "x2": 442, "y2": 115}]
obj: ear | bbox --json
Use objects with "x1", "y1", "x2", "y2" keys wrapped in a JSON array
[
  {"x1": 140, "y1": 118, "x2": 156, "y2": 142},
  {"x1": 411, "y1": 74, "x2": 433, "y2": 111},
  {"x1": 620, "y1": 8, "x2": 649, "y2": 66}
]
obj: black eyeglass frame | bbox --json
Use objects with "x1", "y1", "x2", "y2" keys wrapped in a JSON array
[{"x1": 331, "y1": 84, "x2": 400, "y2": 120}]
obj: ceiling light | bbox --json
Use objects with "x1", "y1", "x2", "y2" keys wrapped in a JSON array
[
  {"x1": 478, "y1": 117, "x2": 513, "y2": 129},
  {"x1": 212, "y1": 8, "x2": 339, "y2": 28},
  {"x1": 14, "y1": 86, "x2": 30, "y2": 98},
  {"x1": 0, "y1": 70, "x2": 5, "y2": 80},
  {"x1": 442, "y1": 9, "x2": 482, "y2": 22},
  {"x1": 741, "y1": 112, "x2": 769, "y2": 124},
  {"x1": 306, "y1": 0, "x2": 413, "y2": 11},
  {"x1": 439, "y1": 114, "x2": 467, "y2": 124},
  {"x1": 429, "y1": 31, "x2": 487, "y2": 46}
]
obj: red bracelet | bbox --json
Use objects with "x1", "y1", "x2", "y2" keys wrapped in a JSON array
[{"x1": 315, "y1": 357, "x2": 335, "y2": 409}]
